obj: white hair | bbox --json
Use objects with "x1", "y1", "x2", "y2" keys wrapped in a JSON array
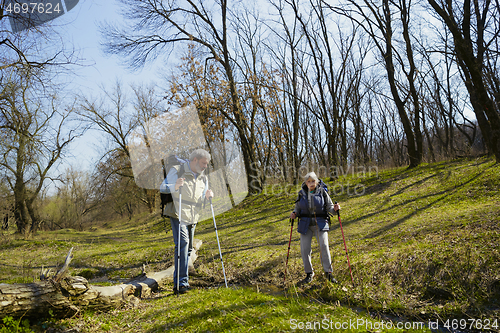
[
  {"x1": 304, "y1": 171, "x2": 319, "y2": 183},
  {"x1": 189, "y1": 148, "x2": 211, "y2": 161}
]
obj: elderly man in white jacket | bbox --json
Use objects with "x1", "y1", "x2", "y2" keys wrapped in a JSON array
[{"x1": 160, "y1": 149, "x2": 213, "y2": 294}]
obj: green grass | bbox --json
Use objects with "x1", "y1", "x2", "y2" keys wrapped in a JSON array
[
  {"x1": 0, "y1": 213, "x2": 173, "y2": 283},
  {"x1": 1, "y1": 156, "x2": 499, "y2": 332},
  {"x1": 61, "y1": 287, "x2": 425, "y2": 332}
]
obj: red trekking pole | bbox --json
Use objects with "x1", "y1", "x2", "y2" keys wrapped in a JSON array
[
  {"x1": 335, "y1": 202, "x2": 354, "y2": 286},
  {"x1": 284, "y1": 218, "x2": 294, "y2": 284}
]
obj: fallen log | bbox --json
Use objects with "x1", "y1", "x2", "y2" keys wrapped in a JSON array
[{"x1": 0, "y1": 239, "x2": 202, "y2": 319}]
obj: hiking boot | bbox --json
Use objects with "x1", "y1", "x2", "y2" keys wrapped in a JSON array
[
  {"x1": 302, "y1": 272, "x2": 314, "y2": 284},
  {"x1": 325, "y1": 272, "x2": 338, "y2": 284},
  {"x1": 173, "y1": 285, "x2": 191, "y2": 295}
]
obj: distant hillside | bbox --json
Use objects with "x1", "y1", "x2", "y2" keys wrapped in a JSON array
[
  {"x1": 1, "y1": 157, "x2": 498, "y2": 332},
  {"x1": 192, "y1": 156, "x2": 499, "y2": 318}
]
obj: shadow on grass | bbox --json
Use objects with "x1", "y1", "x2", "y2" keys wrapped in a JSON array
[
  {"x1": 145, "y1": 296, "x2": 272, "y2": 332},
  {"x1": 389, "y1": 172, "x2": 443, "y2": 198},
  {"x1": 363, "y1": 180, "x2": 392, "y2": 195},
  {"x1": 334, "y1": 166, "x2": 486, "y2": 239},
  {"x1": 213, "y1": 241, "x2": 286, "y2": 258}
]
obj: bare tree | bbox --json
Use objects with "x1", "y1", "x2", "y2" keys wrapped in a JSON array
[
  {"x1": 0, "y1": 69, "x2": 82, "y2": 235},
  {"x1": 0, "y1": 2, "x2": 84, "y2": 236},
  {"x1": 418, "y1": 27, "x2": 479, "y2": 159},
  {"x1": 42, "y1": 168, "x2": 97, "y2": 230},
  {"x1": 0, "y1": 2, "x2": 77, "y2": 82},
  {"x1": 78, "y1": 82, "x2": 160, "y2": 213},
  {"x1": 100, "y1": 0, "x2": 263, "y2": 193},
  {"x1": 268, "y1": 0, "x2": 370, "y2": 176},
  {"x1": 266, "y1": 0, "x2": 306, "y2": 184},
  {"x1": 327, "y1": 0, "x2": 425, "y2": 167},
  {"x1": 427, "y1": 0, "x2": 500, "y2": 163}
]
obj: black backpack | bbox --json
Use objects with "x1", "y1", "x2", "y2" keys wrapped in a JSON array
[
  {"x1": 160, "y1": 155, "x2": 188, "y2": 214},
  {"x1": 317, "y1": 179, "x2": 329, "y2": 195}
]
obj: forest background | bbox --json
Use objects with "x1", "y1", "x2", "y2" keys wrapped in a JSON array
[{"x1": 0, "y1": 0, "x2": 499, "y2": 239}]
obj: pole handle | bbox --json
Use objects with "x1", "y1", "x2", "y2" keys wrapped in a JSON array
[{"x1": 334, "y1": 201, "x2": 340, "y2": 217}]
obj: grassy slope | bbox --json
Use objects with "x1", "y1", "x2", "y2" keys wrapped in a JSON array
[{"x1": 1, "y1": 157, "x2": 499, "y2": 332}]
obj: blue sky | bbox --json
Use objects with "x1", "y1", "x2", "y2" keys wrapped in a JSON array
[
  {"x1": 51, "y1": 0, "x2": 164, "y2": 173},
  {"x1": 59, "y1": 1, "x2": 160, "y2": 89}
]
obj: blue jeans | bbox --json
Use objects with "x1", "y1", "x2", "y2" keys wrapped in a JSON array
[{"x1": 170, "y1": 217, "x2": 196, "y2": 288}]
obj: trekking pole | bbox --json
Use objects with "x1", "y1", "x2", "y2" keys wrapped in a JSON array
[
  {"x1": 209, "y1": 197, "x2": 228, "y2": 288},
  {"x1": 335, "y1": 202, "x2": 354, "y2": 286},
  {"x1": 176, "y1": 185, "x2": 183, "y2": 295},
  {"x1": 284, "y1": 218, "x2": 294, "y2": 284}
]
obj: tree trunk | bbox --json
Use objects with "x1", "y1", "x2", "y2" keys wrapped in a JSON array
[
  {"x1": 13, "y1": 183, "x2": 29, "y2": 235},
  {"x1": 0, "y1": 240, "x2": 202, "y2": 320},
  {"x1": 14, "y1": 135, "x2": 29, "y2": 234},
  {"x1": 400, "y1": 0, "x2": 423, "y2": 165},
  {"x1": 427, "y1": 0, "x2": 500, "y2": 163},
  {"x1": 382, "y1": 0, "x2": 419, "y2": 168}
]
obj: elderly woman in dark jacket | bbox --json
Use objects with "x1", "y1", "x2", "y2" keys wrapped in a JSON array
[{"x1": 290, "y1": 172, "x2": 340, "y2": 284}]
